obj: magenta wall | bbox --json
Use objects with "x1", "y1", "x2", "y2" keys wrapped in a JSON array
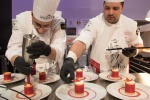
[{"x1": 12, "y1": 0, "x2": 150, "y2": 20}]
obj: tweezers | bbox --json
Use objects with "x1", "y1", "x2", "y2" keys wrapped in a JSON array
[{"x1": 106, "y1": 47, "x2": 150, "y2": 51}]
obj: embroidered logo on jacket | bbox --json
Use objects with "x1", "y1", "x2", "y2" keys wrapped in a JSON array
[{"x1": 84, "y1": 21, "x2": 92, "y2": 32}]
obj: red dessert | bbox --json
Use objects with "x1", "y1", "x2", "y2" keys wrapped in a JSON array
[
  {"x1": 31, "y1": 62, "x2": 36, "y2": 75},
  {"x1": 24, "y1": 83, "x2": 34, "y2": 96},
  {"x1": 125, "y1": 80, "x2": 135, "y2": 94},
  {"x1": 111, "y1": 68, "x2": 119, "y2": 78},
  {"x1": 75, "y1": 80, "x2": 84, "y2": 94},
  {"x1": 39, "y1": 72, "x2": 46, "y2": 81},
  {"x1": 76, "y1": 69, "x2": 83, "y2": 79},
  {"x1": 3, "y1": 72, "x2": 12, "y2": 82}
]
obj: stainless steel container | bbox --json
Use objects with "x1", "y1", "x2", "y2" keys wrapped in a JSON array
[{"x1": 22, "y1": 34, "x2": 39, "y2": 65}]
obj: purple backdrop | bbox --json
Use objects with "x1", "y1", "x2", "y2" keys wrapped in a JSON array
[{"x1": 12, "y1": 0, "x2": 150, "y2": 20}]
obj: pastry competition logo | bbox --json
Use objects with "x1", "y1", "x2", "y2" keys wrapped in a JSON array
[
  {"x1": 84, "y1": 21, "x2": 92, "y2": 32},
  {"x1": 40, "y1": 14, "x2": 53, "y2": 20}
]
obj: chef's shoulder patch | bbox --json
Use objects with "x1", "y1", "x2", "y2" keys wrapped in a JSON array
[
  {"x1": 136, "y1": 29, "x2": 140, "y2": 36},
  {"x1": 84, "y1": 21, "x2": 92, "y2": 32},
  {"x1": 60, "y1": 22, "x2": 66, "y2": 30},
  {"x1": 12, "y1": 20, "x2": 19, "y2": 30}
]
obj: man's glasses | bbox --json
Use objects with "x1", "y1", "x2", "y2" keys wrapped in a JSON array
[{"x1": 32, "y1": 21, "x2": 51, "y2": 30}]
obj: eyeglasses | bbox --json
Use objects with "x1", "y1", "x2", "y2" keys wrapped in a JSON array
[{"x1": 32, "y1": 21, "x2": 51, "y2": 30}]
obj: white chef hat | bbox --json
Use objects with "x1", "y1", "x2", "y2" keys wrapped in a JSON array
[
  {"x1": 33, "y1": 0, "x2": 60, "y2": 22},
  {"x1": 105, "y1": 0, "x2": 124, "y2": 2}
]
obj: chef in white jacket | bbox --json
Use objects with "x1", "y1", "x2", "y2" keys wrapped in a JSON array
[
  {"x1": 5, "y1": 0, "x2": 66, "y2": 75},
  {"x1": 60, "y1": 0, "x2": 143, "y2": 83}
]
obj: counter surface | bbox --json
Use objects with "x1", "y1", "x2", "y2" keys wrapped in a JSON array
[{"x1": 4, "y1": 73, "x2": 150, "y2": 100}]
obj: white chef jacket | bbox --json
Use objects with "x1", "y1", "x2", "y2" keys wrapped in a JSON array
[
  {"x1": 5, "y1": 11, "x2": 66, "y2": 68},
  {"x1": 74, "y1": 13, "x2": 143, "y2": 73}
]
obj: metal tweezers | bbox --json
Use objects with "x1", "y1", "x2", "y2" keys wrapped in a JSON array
[{"x1": 106, "y1": 47, "x2": 150, "y2": 51}]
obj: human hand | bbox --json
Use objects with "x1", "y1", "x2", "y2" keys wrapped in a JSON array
[
  {"x1": 26, "y1": 40, "x2": 51, "y2": 59},
  {"x1": 122, "y1": 46, "x2": 137, "y2": 57},
  {"x1": 14, "y1": 56, "x2": 33, "y2": 75},
  {"x1": 60, "y1": 57, "x2": 76, "y2": 83}
]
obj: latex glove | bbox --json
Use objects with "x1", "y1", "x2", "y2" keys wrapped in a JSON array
[
  {"x1": 26, "y1": 40, "x2": 51, "y2": 59},
  {"x1": 122, "y1": 46, "x2": 137, "y2": 57},
  {"x1": 60, "y1": 57, "x2": 76, "y2": 83},
  {"x1": 14, "y1": 56, "x2": 33, "y2": 75}
]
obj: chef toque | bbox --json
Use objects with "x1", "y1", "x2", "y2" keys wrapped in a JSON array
[
  {"x1": 33, "y1": 0, "x2": 60, "y2": 22},
  {"x1": 105, "y1": 0, "x2": 124, "y2": 2}
]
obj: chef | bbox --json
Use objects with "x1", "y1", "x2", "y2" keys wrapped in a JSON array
[
  {"x1": 60, "y1": 0, "x2": 143, "y2": 83},
  {"x1": 5, "y1": 0, "x2": 66, "y2": 75}
]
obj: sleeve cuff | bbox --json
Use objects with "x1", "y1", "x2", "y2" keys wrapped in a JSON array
[{"x1": 67, "y1": 51, "x2": 77, "y2": 63}]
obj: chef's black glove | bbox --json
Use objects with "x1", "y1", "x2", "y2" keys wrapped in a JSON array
[
  {"x1": 60, "y1": 57, "x2": 76, "y2": 83},
  {"x1": 122, "y1": 46, "x2": 137, "y2": 57},
  {"x1": 26, "y1": 40, "x2": 51, "y2": 59},
  {"x1": 14, "y1": 56, "x2": 33, "y2": 75}
]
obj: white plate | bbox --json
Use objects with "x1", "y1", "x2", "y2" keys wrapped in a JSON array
[
  {"x1": 0, "y1": 85, "x2": 7, "y2": 94},
  {"x1": 55, "y1": 82, "x2": 106, "y2": 100},
  {"x1": 0, "y1": 85, "x2": 11, "y2": 99},
  {"x1": 0, "y1": 73, "x2": 25, "y2": 84},
  {"x1": 9, "y1": 84, "x2": 52, "y2": 100},
  {"x1": 0, "y1": 90, "x2": 11, "y2": 100},
  {"x1": 75, "y1": 72, "x2": 98, "y2": 82},
  {"x1": 25, "y1": 73, "x2": 60, "y2": 84},
  {"x1": 99, "y1": 72, "x2": 135, "y2": 82},
  {"x1": 107, "y1": 82, "x2": 150, "y2": 100}
]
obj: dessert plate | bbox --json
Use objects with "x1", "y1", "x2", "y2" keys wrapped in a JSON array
[
  {"x1": 0, "y1": 85, "x2": 12, "y2": 99},
  {"x1": 76, "y1": 72, "x2": 98, "y2": 82},
  {"x1": 107, "y1": 82, "x2": 150, "y2": 100},
  {"x1": 55, "y1": 82, "x2": 106, "y2": 100},
  {"x1": 0, "y1": 85, "x2": 7, "y2": 94},
  {"x1": 0, "y1": 73, "x2": 25, "y2": 84},
  {"x1": 8, "y1": 84, "x2": 52, "y2": 100},
  {"x1": 25, "y1": 73, "x2": 60, "y2": 84},
  {"x1": 99, "y1": 72, "x2": 135, "y2": 82}
]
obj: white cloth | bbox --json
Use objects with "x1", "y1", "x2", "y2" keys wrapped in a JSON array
[
  {"x1": 74, "y1": 13, "x2": 143, "y2": 73},
  {"x1": 36, "y1": 63, "x2": 56, "y2": 75},
  {"x1": 5, "y1": 11, "x2": 66, "y2": 68},
  {"x1": 33, "y1": 0, "x2": 60, "y2": 22}
]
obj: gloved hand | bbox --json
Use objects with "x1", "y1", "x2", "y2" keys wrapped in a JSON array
[
  {"x1": 60, "y1": 57, "x2": 76, "y2": 83},
  {"x1": 26, "y1": 40, "x2": 51, "y2": 59},
  {"x1": 122, "y1": 46, "x2": 137, "y2": 57},
  {"x1": 14, "y1": 56, "x2": 33, "y2": 75}
]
